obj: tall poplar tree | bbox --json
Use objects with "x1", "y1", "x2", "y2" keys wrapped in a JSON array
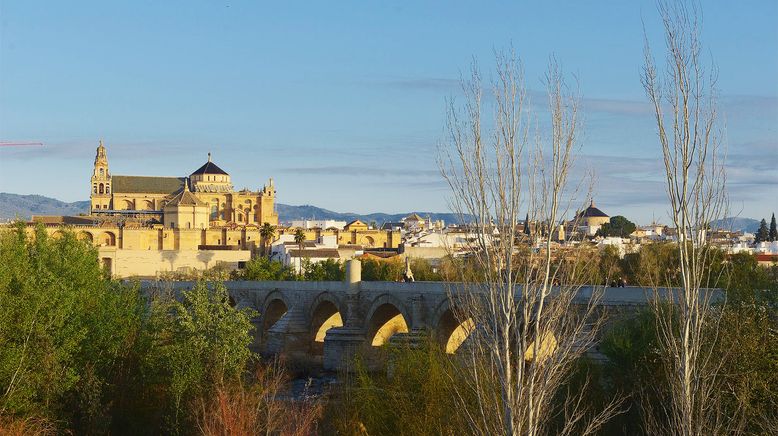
[{"x1": 769, "y1": 213, "x2": 777, "y2": 242}]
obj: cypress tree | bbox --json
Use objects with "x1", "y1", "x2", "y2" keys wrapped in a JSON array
[
  {"x1": 770, "y1": 213, "x2": 777, "y2": 242},
  {"x1": 755, "y1": 218, "x2": 769, "y2": 243},
  {"x1": 524, "y1": 213, "x2": 531, "y2": 237}
]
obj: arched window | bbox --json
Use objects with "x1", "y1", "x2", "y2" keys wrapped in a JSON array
[
  {"x1": 99, "y1": 168, "x2": 104, "y2": 176},
  {"x1": 99, "y1": 183, "x2": 104, "y2": 194},
  {"x1": 238, "y1": 213, "x2": 243, "y2": 222},
  {"x1": 93, "y1": 185, "x2": 97, "y2": 194},
  {"x1": 106, "y1": 185, "x2": 110, "y2": 194}
]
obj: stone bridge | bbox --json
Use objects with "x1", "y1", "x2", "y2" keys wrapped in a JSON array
[{"x1": 142, "y1": 261, "x2": 683, "y2": 371}]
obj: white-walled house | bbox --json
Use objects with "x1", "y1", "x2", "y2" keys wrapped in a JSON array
[
  {"x1": 288, "y1": 219, "x2": 348, "y2": 230},
  {"x1": 270, "y1": 234, "x2": 341, "y2": 269},
  {"x1": 754, "y1": 241, "x2": 778, "y2": 255}
]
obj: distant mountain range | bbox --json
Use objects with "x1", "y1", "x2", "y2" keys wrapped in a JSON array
[
  {"x1": 275, "y1": 203, "x2": 464, "y2": 225},
  {"x1": 710, "y1": 217, "x2": 761, "y2": 233},
  {"x1": 0, "y1": 193, "x2": 464, "y2": 225},
  {"x1": 0, "y1": 193, "x2": 91, "y2": 221}
]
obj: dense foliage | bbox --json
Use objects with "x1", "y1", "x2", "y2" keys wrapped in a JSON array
[
  {"x1": 323, "y1": 338, "x2": 475, "y2": 435},
  {"x1": 597, "y1": 251, "x2": 778, "y2": 434},
  {"x1": 239, "y1": 255, "x2": 447, "y2": 282},
  {"x1": 595, "y1": 215, "x2": 637, "y2": 238},
  {"x1": 0, "y1": 224, "x2": 143, "y2": 432},
  {"x1": 241, "y1": 256, "x2": 296, "y2": 281},
  {"x1": 0, "y1": 224, "x2": 260, "y2": 434}
]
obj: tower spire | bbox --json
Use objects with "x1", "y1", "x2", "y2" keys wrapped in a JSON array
[{"x1": 90, "y1": 139, "x2": 111, "y2": 212}]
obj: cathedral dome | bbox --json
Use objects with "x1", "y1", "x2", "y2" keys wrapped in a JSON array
[{"x1": 190, "y1": 152, "x2": 228, "y2": 176}]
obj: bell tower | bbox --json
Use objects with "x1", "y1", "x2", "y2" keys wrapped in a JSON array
[{"x1": 90, "y1": 140, "x2": 112, "y2": 212}]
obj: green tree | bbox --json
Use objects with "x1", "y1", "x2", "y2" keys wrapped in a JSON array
[
  {"x1": 724, "y1": 252, "x2": 777, "y2": 301},
  {"x1": 755, "y1": 218, "x2": 769, "y2": 243},
  {"x1": 621, "y1": 242, "x2": 680, "y2": 286},
  {"x1": 597, "y1": 245, "x2": 624, "y2": 285},
  {"x1": 595, "y1": 215, "x2": 637, "y2": 238},
  {"x1": 302, "y1": 259, "x2": 345, "y2": 281},
  {"x1": 770, "y1": 213, "x2": 777, "y2": 242},
  {"x1": 0, "y1": 224, "x2": 145, "y2": 433},
  {"x1": 149, "y1": 281, "x2": 256, "y2": 431},
  {"x1": 409, "y1": 258, "x2": 443, "y2": 281},
  {"x1": 324, "y1": 338, "x2": 475, "y2": 435},
  {"x1": 240, "y1": 257, "x2": 294, "y2": 281},
  {"x1": 259, "y1": 223, "x2": 276, "y2": 256},
  {"x1": 361, "y1": 258, "x2": 404, "y2": 281}
]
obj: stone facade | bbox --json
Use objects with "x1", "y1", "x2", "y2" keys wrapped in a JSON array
[
  {"x1": 8, "y1": 141, "x2": 401, "y2": 278},
  {"x1": 89, "y1": 142, "x2": 279, "y2": 227}
]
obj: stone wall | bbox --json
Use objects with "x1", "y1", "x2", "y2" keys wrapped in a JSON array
[{"x1": 101, "y1": 248, "x2": 250, "y2": 278}]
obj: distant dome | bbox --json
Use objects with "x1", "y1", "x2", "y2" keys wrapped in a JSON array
[{"x1": 577, "y1": 201, "x2": 608, "y2": 218}]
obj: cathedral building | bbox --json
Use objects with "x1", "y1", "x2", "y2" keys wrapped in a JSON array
[
  {"x1": 5, "y1": 140, "x2": 399, "y2": 278},
  {"x1": 89, "y1": 141, "x2": 278, "y2": 228}
]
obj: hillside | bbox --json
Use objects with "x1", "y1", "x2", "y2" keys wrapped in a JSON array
[
  {"x1": 275, "y1": 203, "x2": 464, "y2": 225},
  {"x1": 710, "y1": 217, "x2": 761, "y2": 234},
  {"x1": 0, "y1": 193, "x2": 464, "y2": 225},
  {"x1": 0, "y1": 193, "x2": 90, "y2": 221}
]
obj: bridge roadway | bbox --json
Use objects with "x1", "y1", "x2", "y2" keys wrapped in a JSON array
[{"x1": 140, "y1": 268, "x2": 702, "y2": 371}]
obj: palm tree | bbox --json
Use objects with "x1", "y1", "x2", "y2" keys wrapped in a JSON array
[
  {"x1": 293, "y1": 228, "x2": 306, "y2": 276},
  {"x1": 259, "y1": 222, "x2": 276, "y2": 257}
]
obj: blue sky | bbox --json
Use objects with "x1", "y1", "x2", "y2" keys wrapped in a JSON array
[{"x1": 1, "y1": 1, "x2": 776, "y2": 223}]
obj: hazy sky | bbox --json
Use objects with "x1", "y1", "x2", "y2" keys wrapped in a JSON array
[{"x1": 1, "y1": 1, "x2": 776, "y2": 223}]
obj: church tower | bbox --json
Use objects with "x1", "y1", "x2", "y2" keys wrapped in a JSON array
[{"x1": 90, "y1": 140, "x2": 112, "y2": 212}]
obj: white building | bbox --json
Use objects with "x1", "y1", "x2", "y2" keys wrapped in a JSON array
[
  {"x1": 596, "y1": 237, "x2": 638, "y2": 258},
  {"x1": 288, "y1": 219, "x2": 348, "y2": 230},
  {"x1": 270, "y1": 234, "x2": 342, "y2": 270},
  {"x1": 754, "y1": 241, "x2": 778, "y2": 255}
]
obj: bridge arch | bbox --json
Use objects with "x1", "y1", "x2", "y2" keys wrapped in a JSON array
[
  {"x1": 365, "y1": 294, "x2": 411, "y2": 347},
  {"x1": 308, "y1": 292, "x2": 345, "y2": 355},
  {"x1": 432, "y1": 299, "x2": 474, "y2": 354},
  {"x1": 260, "y1": 291, "x2": 289, "y2": 335}
]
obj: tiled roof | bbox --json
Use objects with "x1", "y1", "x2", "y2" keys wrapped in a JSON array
[
  {"x1": 191, "y1": 161, "x2": 228, "y2": 176},
  {"x1": 577, "y1": 202, "x2": 609, "y2": 218},
  {"x1": 289, "y1": 249, "x2": 341, "y2": 258},
  {"x1": 283, "y1": 241, "x2": 317, "y2": 247},
  {"x1": 405, "y1": 213, "x2": 424, "y2": 221},
  {"x1": 31, "y1": 215, "x2": 96, "y2": 225},
  {"x1": 166, "y1": 188, "x2": 206, "y2": 207},
  {"x1": 112, "y1": 175, "x2": 185, "y2": 194},
  {"x1": 345, "y1": 219, "x2": 368, "y2": 228}
]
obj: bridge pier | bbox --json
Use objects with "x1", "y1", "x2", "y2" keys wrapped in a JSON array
[
  {"x1": 323, "y1": 262, "x2": 368, "y2": 371},
  {"x1": 264, "y1": 304, "x2": 311, "y2": 363},
  {"x1": 322, "y1": 326, "x2": 366, "y2": 371}
]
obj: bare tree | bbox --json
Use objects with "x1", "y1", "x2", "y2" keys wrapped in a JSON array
[
  {"x1": 439, "y1": 50, "x2": 620, "y2": 436},
  {"x1": 641, "y1": 1, "x2": 729, "y2": 434}
]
